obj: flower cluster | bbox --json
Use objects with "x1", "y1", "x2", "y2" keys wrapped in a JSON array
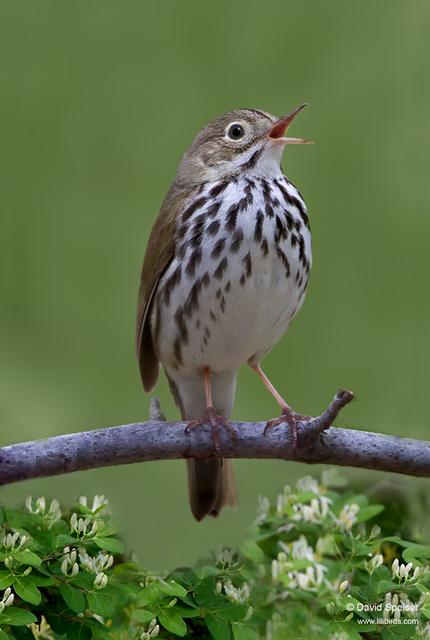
[{"x1": 1, "y1": 477, "x2": 430, "y2": 639}]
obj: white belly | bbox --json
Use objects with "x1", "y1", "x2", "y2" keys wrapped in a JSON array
[{"x1": 152, "y1": 176, "x2": 311, "y2": 374}]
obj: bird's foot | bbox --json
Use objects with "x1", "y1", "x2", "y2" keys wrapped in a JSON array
[
  {"x1": 185, "y1": 406, "x2": 237, "y2": 456},
  {"x1": 264, "y1": 407, "x2": 311, "y2": 458}
]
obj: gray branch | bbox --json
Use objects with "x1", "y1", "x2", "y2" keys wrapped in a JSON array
[{"x1": 1, "y1": 390, "x2": 430, "y2": 486}]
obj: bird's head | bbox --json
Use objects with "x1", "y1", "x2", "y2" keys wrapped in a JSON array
[{"x1": 176, "y1": 105, "x2": 311, "y2": 184}]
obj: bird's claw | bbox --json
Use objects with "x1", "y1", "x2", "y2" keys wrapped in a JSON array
[
  {"x1": 264, "y1": 408, "x2": 311, "y2": 458},
  {"x1": 185, "y1": 406, "x2": 237, "y2": 457}
]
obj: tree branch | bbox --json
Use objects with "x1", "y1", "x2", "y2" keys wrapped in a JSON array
[{"x1": 1, "y1": 390, "x2": 430, "y2": 486}]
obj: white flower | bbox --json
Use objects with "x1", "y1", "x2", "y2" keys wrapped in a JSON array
[
  {"x1": 223, "y1": 580, "x2": 250, "y2": 604},
  {"x1": 78, "y1": 549, "x2": 113, "y2": 574},
  {"x1": 271, "y1": 552, "x2": 292, "y2": 581},
  {"x1": 278, "y1": 535, "x2": 315, "y2": 561},
  {"x1": 1, "y1": 529, "x2": 28, "y2": 551},
  {"x1": 215, "y1": 547, "x2": 237, "y2": 568},
  {"x1": 78, "y1": 495, "x2": 110, "y2": 515},
  {"x1": 296, "y1": 476, "x2": 321, "y2": 495},
  {"x1": 292, "y1": 496, "x2": 332, "y2": 524},
  {"x1": 0, "y1": 588, "x2": 14, "y2": 612},
  {"x1": 338, "y1": 580, "x2": 349, "y2": 593},
  {"x1": 140, "y1": 618, "x2": 160, "y2": 639},
  {"x1": 392, "y1": 558, "x2": 420, "y2": 582},
  {"x1": 369, "y1": 525, "x2": 381, "y2": 540},
  {"x1": 93, "y1": 572, "x2": 108, "y2": 589},
  {"x1": 288, "y1": 564, "x2": 327, "y2": 591},
  {"x1": 61, "y1": 547, "x2": 79, "y2": 577},
  {"x1": 256, "y1": 495, "x2": 270, "y2": 523},
  {"x1": 70, "y1": 513, "x2": 99, "y2": 537},
  {"x1": 25, "y1": 496, "x2": 61, "y2": 524},
  {"x1": 367, "y1": 553, "x2": 384, "y2": 573},
  {"x1": 336, "y1": 504, "x2": 360, "y2": 532},
  {"x1": 29, "y1": 614, "x2": 55, "y2": 639}
]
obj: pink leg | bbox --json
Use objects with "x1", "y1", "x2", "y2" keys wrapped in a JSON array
[
  {"x1": 250, "y1": 364, "x2": 310, "y2": 453},
  {"x1": 185, "y1": 367, "x2": 237, "y2": 455},
  {"x1": 250, "y1": 364, "x2": 292, "y2": 414}
]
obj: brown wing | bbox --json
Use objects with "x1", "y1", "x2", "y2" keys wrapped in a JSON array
[{"x1": 136, "y1": 184, "x2": 188, "y2": 392}]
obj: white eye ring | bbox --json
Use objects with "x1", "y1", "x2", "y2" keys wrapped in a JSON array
[{"x1": 226, "y1": 122, "x2": 246, "y2": 141}]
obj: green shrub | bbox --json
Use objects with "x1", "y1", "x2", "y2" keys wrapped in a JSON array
[{"x1": 1, "y1": 471, "x2": 430, "y2": 639}]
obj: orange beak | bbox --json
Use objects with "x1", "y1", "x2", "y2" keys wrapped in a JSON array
[{"x1": 268, "y1": 103, "x2": 312, "y2": 144}]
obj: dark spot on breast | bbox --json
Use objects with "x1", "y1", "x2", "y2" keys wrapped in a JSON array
[
  {"x1": 276, "y1": 247, "x2": 291, "y2": 278},
  {"x1": 275, "y1": 215, "x2": 287, "y2": 242},
  {"x1": 185, "y1": 247, "x2": 202, "y2": 278},
  {"x1": 243, "y1": 251, "x2": 252, "y2": 278},
  {"x1": 209, "y1": 180, "x2": 229, "y2": 198},
  {"x1": 206, "y1": 200, "x2": 221, "y2": 218},
  {"x1": 240, "y1": 146, "x2": 263, "y2": 171},
  {"x1": 225, "y1": 204, "x2": 239, "y2": 231},
  {"x1": 214, "y1": 257, "x2": 228, "y2": 280},
  {"x1": 183, "y1": 279, "x2": 202, "y2": 317},
  {"x1": 260, "y1": 238, "x2": 269, "y2": 256},
  {"x1": 254, "y1": 210, "x2": 264, "y2": 243},
  {"x1": 182, "y1": 195, "x2": 208, "y2": 223},
  {"x1": 230, "y1": 228, "x2": 244, "y2": 253},
  {"x1": 174, "y1": 306, "x2": 188, "y2": 343},
  {"x1": 207, "y1": 220, "x2": 220, "y2": 236},
  {"x1": 211, "y1": 237, "x2": 226, "y2": 259},
  {"x1": 162, "y1": 264, "x2": 182, "y2": 305}
]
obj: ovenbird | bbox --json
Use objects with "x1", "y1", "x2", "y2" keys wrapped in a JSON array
[{"x1": 137, "y1": 105, "x2": 312, "y2": 520}]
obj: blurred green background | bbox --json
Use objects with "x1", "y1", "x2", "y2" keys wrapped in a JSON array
[{"x1": 1, "y1": 0, "x2": 429, "y2": 569}]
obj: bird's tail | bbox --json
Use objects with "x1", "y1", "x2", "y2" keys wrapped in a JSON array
[
  {"x1": 187, "y1": 457, "x2": 236, "y2": 521},
  {"x1": 167, "y1": 370, "x2": 238, "y2": 521}
]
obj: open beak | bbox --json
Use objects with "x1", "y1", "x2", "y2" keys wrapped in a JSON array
[{"x1": 268, "y1": 103, "x2": 313, "y2": 144}]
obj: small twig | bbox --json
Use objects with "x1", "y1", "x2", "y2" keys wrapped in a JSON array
[
  {"x1": 1, "y1": 390, "x2": 430, "y2": 486},
  {"x1": 149, "y1": 397, "x2": 166, "y2": 422},
  {"x1": 301, "y1": 389, "x2": 355, "y2": 439}
]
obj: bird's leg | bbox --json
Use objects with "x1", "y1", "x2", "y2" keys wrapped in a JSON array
[
  {"x1": 250, "y1": 364, "x2": 310, "y2": 454},
  {"x1": 185, "y1": 367, "x2": 237, "y2": 456}
]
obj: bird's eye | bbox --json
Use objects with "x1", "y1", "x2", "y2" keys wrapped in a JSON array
[{"x1": 226, "y1": 123, "x2": 245, "y2": 140}]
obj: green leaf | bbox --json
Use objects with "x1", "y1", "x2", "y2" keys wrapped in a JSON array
[
  {"x1": 0, "y1": 570, "x2": 15, "y2": 590},
  {"x1": 232, "y1": 622, "x2": 259, "y2": 640},
  {"x1": 131, "y1": 608, "x2": 157, "y2": 623},
  {"x1": 136, "y1": 582, "x2": 165, "y2": 607},
  {"x1": 239, "y1": 540, "x2": 265, "y2": 563},
  {"x1": 67, "y1": 623, "x2": 92, "y2": 640},
  {"x1": 94, "y1": 536, "x2": 125, "y2": 554},
  {"x1": 87, "y1": 590, "x2": 116, "y2": 617},
  {"x1": 1, "y1": 606, "x2": 37, "y2": 626},
  {"x1": 14, "y1": 576, "x2": 42, "y2": 605},
  {"x1": 11, "y1": 627, "x2": 36, "y2": 639},
  {"x1": 158, "y1": 580, "x2": 187, "y2": 598},
  {"x1": 174, "y1": 606, "x2": 201, "y2": 618},
  {"x1": 60, "y1": 582, "x2": 86, "y2": 613},
  {"x1": 355, "y1": 504, "x2": 385, "y2": 522},
  {"x1": 159, "y1": 609, "x2": 187, "y2": 637},
  {"x1": 403, "y1": 544, "x2": 430, "y2": 562},
  {"x1": 206, "y1": 614, "x2": 231, "y2": 640},
  {"x1": 55, "y1": 533, "x2": 78, "y2": 547},
  {"x1": 0, "y1": 631, "x2": 9, "y2": 640},
  {"x1": 12, "y1": 550, "x2": 42, "y2": 567}
]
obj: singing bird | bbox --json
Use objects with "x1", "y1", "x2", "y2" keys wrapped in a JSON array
[{"x1": 136, "y1": 105, "x2": 312, "y2": 521}]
